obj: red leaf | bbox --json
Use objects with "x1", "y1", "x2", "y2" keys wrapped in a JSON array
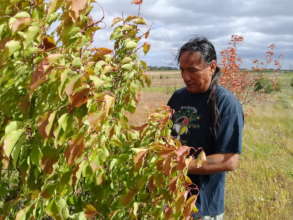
[
  {"x1": 131, "y1": 0, "x2": 143, "y2": 5},
  {"x1": 64, "y1": 136, "x2": 84, "y2": 166},
  {"x1": 42, "y1": 36, "x2": 56, "y2": 50}
]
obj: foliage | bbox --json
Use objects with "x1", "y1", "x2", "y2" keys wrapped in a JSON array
[
  {"x1": 219, "y1": 35, "x2": 256, "y2": 104},
  {"x1": 0, "y1": 0, "x2": 202, "y2": 219},
  {"x1": 254, "y1": 76, "x2": 281, "y2": 93},
  {"x1": 219, "y1": 35, "x2": 283, "y2": 103}
]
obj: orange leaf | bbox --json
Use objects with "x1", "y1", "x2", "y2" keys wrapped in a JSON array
[
  {"x1": 175, "y1": 146, "x2": 190, "y2": 170},
  {"x1": 168, "y1": 177, "x2": 177, "y2": 192},
  {"x1": 134, "y1": 149, "x2": 148, "y2": 170},
  {"x1": 131, "y1": 0, "x2": 143, "y2": 5},
  {"x1": 69, "y1": 88, "x2": 90, "y2": 108},
  {"x1": 120, "y1": 189, "x2": 137, "y2": 205},
  {"x1": 183, "y1": 195, "x2": 197, "y2": 217},
  {"x1": 131, "y1": 123, "x2": 147, "y2": 132},
  {"x1": 37, "y1": 113, "x2": 50, "y2": 138},
  {"x1": 41, "y1": 157, "x2": 57, "y2": 174},
  {"x1": 64, "y1": 136, "x2": 84, "y2": 166},
  {"x1": 164, "y1": 206, "x2": 173, "y2": 219},
  {"x1": 144, "y1": 30, "x2": 150, "y2": 39},
  {"x1": 147, "y1": 176, "x2": 155, "y2": 192},
  {"x1": 162, "y1": 155, "x2": 172, "y2": 176},
  {"x1": 30, "y1": 58, "x2": 51, "y2": 91},
  {"x1": 93, "y1": 48, "x2": 113, "y2": 61}
]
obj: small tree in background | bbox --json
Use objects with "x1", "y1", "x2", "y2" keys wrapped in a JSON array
[
  {"x1": 0, "y1": 0, "x2": 202, "y2": 219},
  {"x1": 219, "y1": 35, "x2": 282, "y2": 103}
]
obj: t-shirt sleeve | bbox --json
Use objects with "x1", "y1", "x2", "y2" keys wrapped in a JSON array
[{"x1": 214, "y1": 100, "x2": 244, "y2": 154}]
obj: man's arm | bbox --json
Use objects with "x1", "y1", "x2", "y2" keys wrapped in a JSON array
[{"x1": 188, "y1": 153, "x2": 240, "y2": 175}]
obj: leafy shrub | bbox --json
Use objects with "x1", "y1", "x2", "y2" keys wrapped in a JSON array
[
  {"x1": 254, "y1": 77, "x2": 281, "y2": 93},
  {"x1": 0, "y1": 1, "x2": 200, "y2": 219}
]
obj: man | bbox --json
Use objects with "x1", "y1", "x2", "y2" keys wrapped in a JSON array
[{"x1": 167, "y1": 37, "x2": 244, "y2": 219}]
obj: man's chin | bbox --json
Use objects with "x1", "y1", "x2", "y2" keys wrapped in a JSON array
[
  {"x1": 186, "y1": 86, "x2": 207, "y2": 94},
  {"x1": 186, "y1": 86, "x2": 200, "y2": 94}
]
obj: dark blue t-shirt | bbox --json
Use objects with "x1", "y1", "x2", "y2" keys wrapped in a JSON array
[{"x1": 167, "y1": 85, "x2": 244, "y2": 216}]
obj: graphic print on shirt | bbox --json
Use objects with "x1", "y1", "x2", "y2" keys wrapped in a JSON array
[{"x1": 171, "y1": 106, "x2": 200, "y2": 145}]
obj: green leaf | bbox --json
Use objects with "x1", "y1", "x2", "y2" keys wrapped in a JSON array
[
  {"x1": 4, "y1": 129, "x2": 24, "y2": 157},
  {"x1": 5, "y1": 121, "x2": 19, "y2": 134},
  {"x1": 16, "y1": 206, "x2": 29, "y2": 220},
  {"x1": 121, "y1": 57, "x2": 132, "y2": 64},
  {"x1": 89, "y1": 75, "x2": 104, "y2": 88},
  {"x1": 72, "y1": 56, "x2": 82, "y2": 67},
  {"x1": 14, "y1": 11, "x2": 31, "y2": 19},
  {"x1": 58, "y1": 113, "x2": 69, "y2": 131},
  {"x1": 125, "y1": 40, "x2": 137, "y2": 49},
  {"x1": 30, "y1": 146, "x2": 42, "y2": 166},
  {"x1": 5, "y1": 40, "x2": 21, "y2": 56},
  {"x1": 133, "y1": 17, "x2": 147, "y2": 25},
  {"x1": 121, "y1": 63, "x2": 133, "y2": 71}
]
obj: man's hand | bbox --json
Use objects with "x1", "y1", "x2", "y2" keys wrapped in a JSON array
[{"x1": 188, "y1": 153, "x2": 240, "y2": 175}]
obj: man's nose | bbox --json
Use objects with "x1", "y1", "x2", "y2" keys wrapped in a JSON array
[{"x1": 182, "y1": 71, "x2": 191, "y2": 82}]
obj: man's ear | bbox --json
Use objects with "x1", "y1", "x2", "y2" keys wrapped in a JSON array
[{"x1": 210, "y1": 60, "x2": 217, "y2": 74}]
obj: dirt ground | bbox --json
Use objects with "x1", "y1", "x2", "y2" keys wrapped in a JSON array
[{"x1": 127, "y1": 91, "x2": 170, "y2": 126}]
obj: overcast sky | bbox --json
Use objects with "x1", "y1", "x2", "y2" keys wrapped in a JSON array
[{"x1": 93, "y1": 0, "x2": 293, "y2": 69}]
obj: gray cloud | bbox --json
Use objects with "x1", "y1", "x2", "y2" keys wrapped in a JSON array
[{"x1": 95, "y1": 0, "x2": 292, "y2": 69}]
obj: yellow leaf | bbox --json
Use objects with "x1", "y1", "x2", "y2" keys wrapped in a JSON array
[
  {"x1": 143, "y1": 42, "x2": 151, "y2": 54},
  {"x1": 111, "y1": 17, "x2": 123, "y2": 27},
  {"x1": 84, "y1": 204, "x2": 98, "y2": 218}
]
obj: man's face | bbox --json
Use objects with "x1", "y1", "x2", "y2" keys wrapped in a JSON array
[{"x1": 179, "y1": 51, "x2": 216, "y2": 94}]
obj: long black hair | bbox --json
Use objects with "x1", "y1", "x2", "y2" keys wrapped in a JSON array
[{"x1": 177, "y1": 36, "x2": 221, "y2": 139}]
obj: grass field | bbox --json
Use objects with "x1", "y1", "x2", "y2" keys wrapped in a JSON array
[{"x1": 128, "y1": 71, "x2": 293, "y2": 219}]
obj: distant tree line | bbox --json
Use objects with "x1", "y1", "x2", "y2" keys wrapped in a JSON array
[{"x1": 148, "y1": 66, "x2": 178, "y2": 71}]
